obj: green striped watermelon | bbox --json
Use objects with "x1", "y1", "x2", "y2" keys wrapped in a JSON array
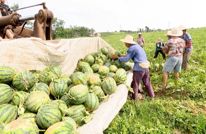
[
  {"x1": 98, "y1": 66, "x2": 110, "y2": 76},
  {"x1": 49, "y1": 100, "x2": 68, "y2": 116},
  {"x1": 114, "y1": 68, "x2": 127, "y2": 84},
  {"x1": 91, "y1": 64, "x2": 100, "y2": 72},
  {"x1": 25, "y1": 91, "x2": 50, "y2": 113},
  {"x1": 101, "y1": 77, "x2": 117, "y2": 95},
  {"x1": 84, "y1": 55, "x2": 95, "y2": 65},
  {"x1": 36, "y1": 104, "x2": 62, "y2": 129},
  {"x1": 31, "y1": 82, "x2": 50, "y2": 95},
  {"x1": 49, "y1": 79, "x2": 68, "y2": 98},
  {"x1": 3, "y1": 118, "x2": 39, "y2": 134},
  {"x1": 0, "y1": 84, "x2": 13, "y2": 105},
  {"x1": 109, "y1": 65, "x2": 118, "y2": 73},
  {"x1": 90, "y1": 86, "x2": 105, "y2": 101},
  {"x1": 0, "y1": 104, "x2": 18, "y2": 124},
  {"x1": 12, "y1": 71, "x2": 36, "y2": 91},
  {"x1": 84, "y1": 93, "x2": 99, "y2": 112},
  {"x1": 62, "y1": 116, "x2": 77, "y2": 129},
  {"x1": 39, "y1": 66, "x2": 62, "y2": 84},
  {"x1": 67, "y1": 105, "x2": 88, "y2": 125},
  {"x1": 0, "y1": 66, "x2": 16, "y2": 83},
  {"x1": 45, "y1": 120, "x2": 77, "y2": 134},
  {"x1": 67, "y1": 84, "x2": 89, "y2": 104},
  {"x1": 87, "y1": 73, "x2": 101, "y2": 86},
  {"x1": 70, "y1": 72, "x2": 87, "y2": 85},
  {"x1": 81, "y1": 66, "x2": 93, "y2": 73},
  {"x1": 12, "y1": 91, "x2": 29, "y2": 106}
]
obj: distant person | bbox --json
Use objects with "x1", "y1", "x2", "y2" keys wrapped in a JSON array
[
  {"x1": 162, "y1": 28, "x2": 185, "y2": 90},
  {"x1": 0, "y1": 0, "x2": 17, "y2": 39},
  {"x1": 137, "y1": 32, "x2": 145, "y2": 47},
  {"x1": 180, "y1": 26, "x2": 192, "y2": 70},
  {"x1": 154, "y1": 38, "x2": 166, "y2": 59},
  {"x1": 112, "y1": 35, "x2": 155, "y2": 100},
  {"x1": 0, "y1": 0, "x2": 11, "y2": 16}
]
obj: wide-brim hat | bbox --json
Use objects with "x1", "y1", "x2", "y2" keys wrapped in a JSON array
[
  {"x1": 178, "y1": 25, "x2": 187, "y2": 30},
  {"x1": 167, "y1": 28, "x2": 183, "y2": 37},
  {"x1": 120, "y1": 35, "x2": 137, "y2": 44}
]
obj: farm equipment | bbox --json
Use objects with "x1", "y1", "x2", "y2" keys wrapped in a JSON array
[{"x1": 0, "y1": 2, "x2": 53, "y2": 40}]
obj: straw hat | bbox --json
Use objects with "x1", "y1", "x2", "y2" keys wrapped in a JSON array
[
  {"x1": 120, "y1": 35, "x2": 137, "y2": 44},
  {"x1": 167, "y1": 28, "x2": 183, "y2": 37},
  {"x1": 178, "y1": 25, "x2": 187, "y2": 30}
]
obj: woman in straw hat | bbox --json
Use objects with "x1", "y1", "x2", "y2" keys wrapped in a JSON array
[
  {"x1": 112, "y1": 35, "x2": 155, "y2": 100},
  {"x1": 162, "y1": 28, "x2": 185, "y2": 90}
]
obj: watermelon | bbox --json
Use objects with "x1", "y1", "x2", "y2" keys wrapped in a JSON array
[
  {"x1": 87, "y1": 73, "x2": 101, "y2": 86},
  {"x1": 45, "y1": 121, "x2": 77, "y2": 134},
  {"x1": 101, "y1": 47, "x2": 109, "y2": 55},
  {"x1": 114, "y1": 68, "x2": 127, "y2": 84},
  {"x1": 81, "y1": 66, "x2": 93, "y2": 73},
  {"x1": 62, "y1": 117, "x2": 77, "y2": 129},
  {"x1": 18, "y1": 113, "x2": 36, "y2": 121},
  {"x1": 49, "y1": 100, "x2": 68, "y2": 116},
  {"x1": 39, "y1": 66, "x2": 62, "y2": 84},
  {"x1": 67, "y1": 105, "x2": 88, "y2": 125},
  {"x1": 2, "y1": 118, "x2": 39, "y2": 134},
  {"x1": 49, "y1": 79, "x2": 68, "y2": 98},
  {"x1": 12, "y1": 71, "x2": 36, "y2": 91},
  {"x1": 90, "y1": 86, "x2": 105, "y2": 101},
  {"x1": 67, "y1": 84, "x2": 89, "y2": 104},
  {"x1": 91, "y1": 64, "x2": 100, "y2": 72},
  {"x1": 70, "y1": 72, "x2": 87, "y2": 85},
  {"x1": 84, "y1": 93, "x2": 99, "y2": 112},
  {"x1": 109, "y1": 65, "x2": 118, "y2": 73},
  {"x1": 25, "y1": 91, "x2": 50, "y2": 113},
  {"x1": 0, "y1": 66, "x2": 15, "y2": 83},
  {"x1": 101, "y1": 77, "x2": 117, "y2": 95},
  {"x1": 0, "y1": 84, "x2": 13, "y2": 105},
  {"x1": 77, "y1": 61, "x2": 90, "y2": 71},
  {"x1": 36, "y1": 104, "x2": 62, "y2": 129},
  {"x1": 31, "y1": 82, "x2": 50, "y2": 95},
  {"x1": 84, "y1": 55, "x2": 95, "y2": 65},
  {"x1": 0, "y1": 104, "x2": 18, "y2": 124},
  {"x1": 98, "y1": 66, "x2": 109, "y2": 76},
  {"x1": 12, "y1": 91, "x2": 29, "y2": 106}
]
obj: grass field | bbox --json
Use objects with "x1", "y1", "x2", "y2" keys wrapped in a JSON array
[{"x1": 102, "y1": 28, "x2": 206, "y2": 134}]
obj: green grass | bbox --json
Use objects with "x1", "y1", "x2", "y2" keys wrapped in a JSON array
[{"x1": 102, "y1": 28, "x2": 206, "y2": 134}]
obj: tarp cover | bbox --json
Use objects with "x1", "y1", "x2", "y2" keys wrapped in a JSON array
[{"x1": 0, "y1": 37, "x2": 131, "y2": 134}]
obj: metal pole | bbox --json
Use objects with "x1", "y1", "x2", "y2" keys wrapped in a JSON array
[{"x1": 14, "y1": 2, "x2": 45, "y2": 11}]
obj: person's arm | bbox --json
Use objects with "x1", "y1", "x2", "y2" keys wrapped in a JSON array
[
  {"x1": 118, "y1": 48, "x2": 134, "y2": 62},
  {"x1": 142, "y1": 37, "x2": 145, "y2": 44}
]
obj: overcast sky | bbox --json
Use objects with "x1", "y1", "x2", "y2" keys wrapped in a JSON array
[{"x1": 7, "y1": 0, "x2": 206, "y2": 32}]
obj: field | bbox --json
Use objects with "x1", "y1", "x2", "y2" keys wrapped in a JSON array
[{"x1": 102, "y1": 28, "x2": 206, "y2": 134}]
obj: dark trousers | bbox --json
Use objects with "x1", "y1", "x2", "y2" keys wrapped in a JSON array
[
  {"x1": 130, "y1": 69, "x2": 155, "y2": 99},
  {"x1": 154, "y1": 50, "x2": 166, "y2": 59}
]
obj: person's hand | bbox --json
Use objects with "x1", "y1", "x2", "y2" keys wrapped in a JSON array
[{"x1": 111, "y1": 54, "x2": 118, "y2": 60}]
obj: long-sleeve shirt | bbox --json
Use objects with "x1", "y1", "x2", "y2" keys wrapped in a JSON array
[
  {"x1": 181, "y1": 33, "x2": 192, "y2": 48},
  {"x1": 118, "y1": 44, "x2": 148, "y2": 71}
]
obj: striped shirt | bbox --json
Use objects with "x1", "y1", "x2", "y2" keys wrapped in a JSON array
[{"x1": 163, "y1": 38, "x2": 185, "y2": 57}]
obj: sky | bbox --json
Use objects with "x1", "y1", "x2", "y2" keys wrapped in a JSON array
[{"x1": 7, "y1": 0, "x2": 206, "y2": 32}]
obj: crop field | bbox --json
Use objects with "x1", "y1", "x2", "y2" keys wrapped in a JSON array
[{"x1": 102, "y1": 28, "x2": 206, "y2": 134}]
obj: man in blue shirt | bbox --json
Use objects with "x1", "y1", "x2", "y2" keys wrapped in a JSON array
[
  {"x1": 180, "y1": 27, "x2": 192, "y2": 70},
  {"x1": 112, "y1": 35, "x2": 155, "y2": 100}
]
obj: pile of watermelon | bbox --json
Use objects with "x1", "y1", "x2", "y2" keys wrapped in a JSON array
[{"x1": 0, "y1": 47, "x2": 132, "y2": 134}]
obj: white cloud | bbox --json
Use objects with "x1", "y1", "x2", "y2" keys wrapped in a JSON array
[{"x1": 7, "y1": 0, "x2": 206, "y2": 32}]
